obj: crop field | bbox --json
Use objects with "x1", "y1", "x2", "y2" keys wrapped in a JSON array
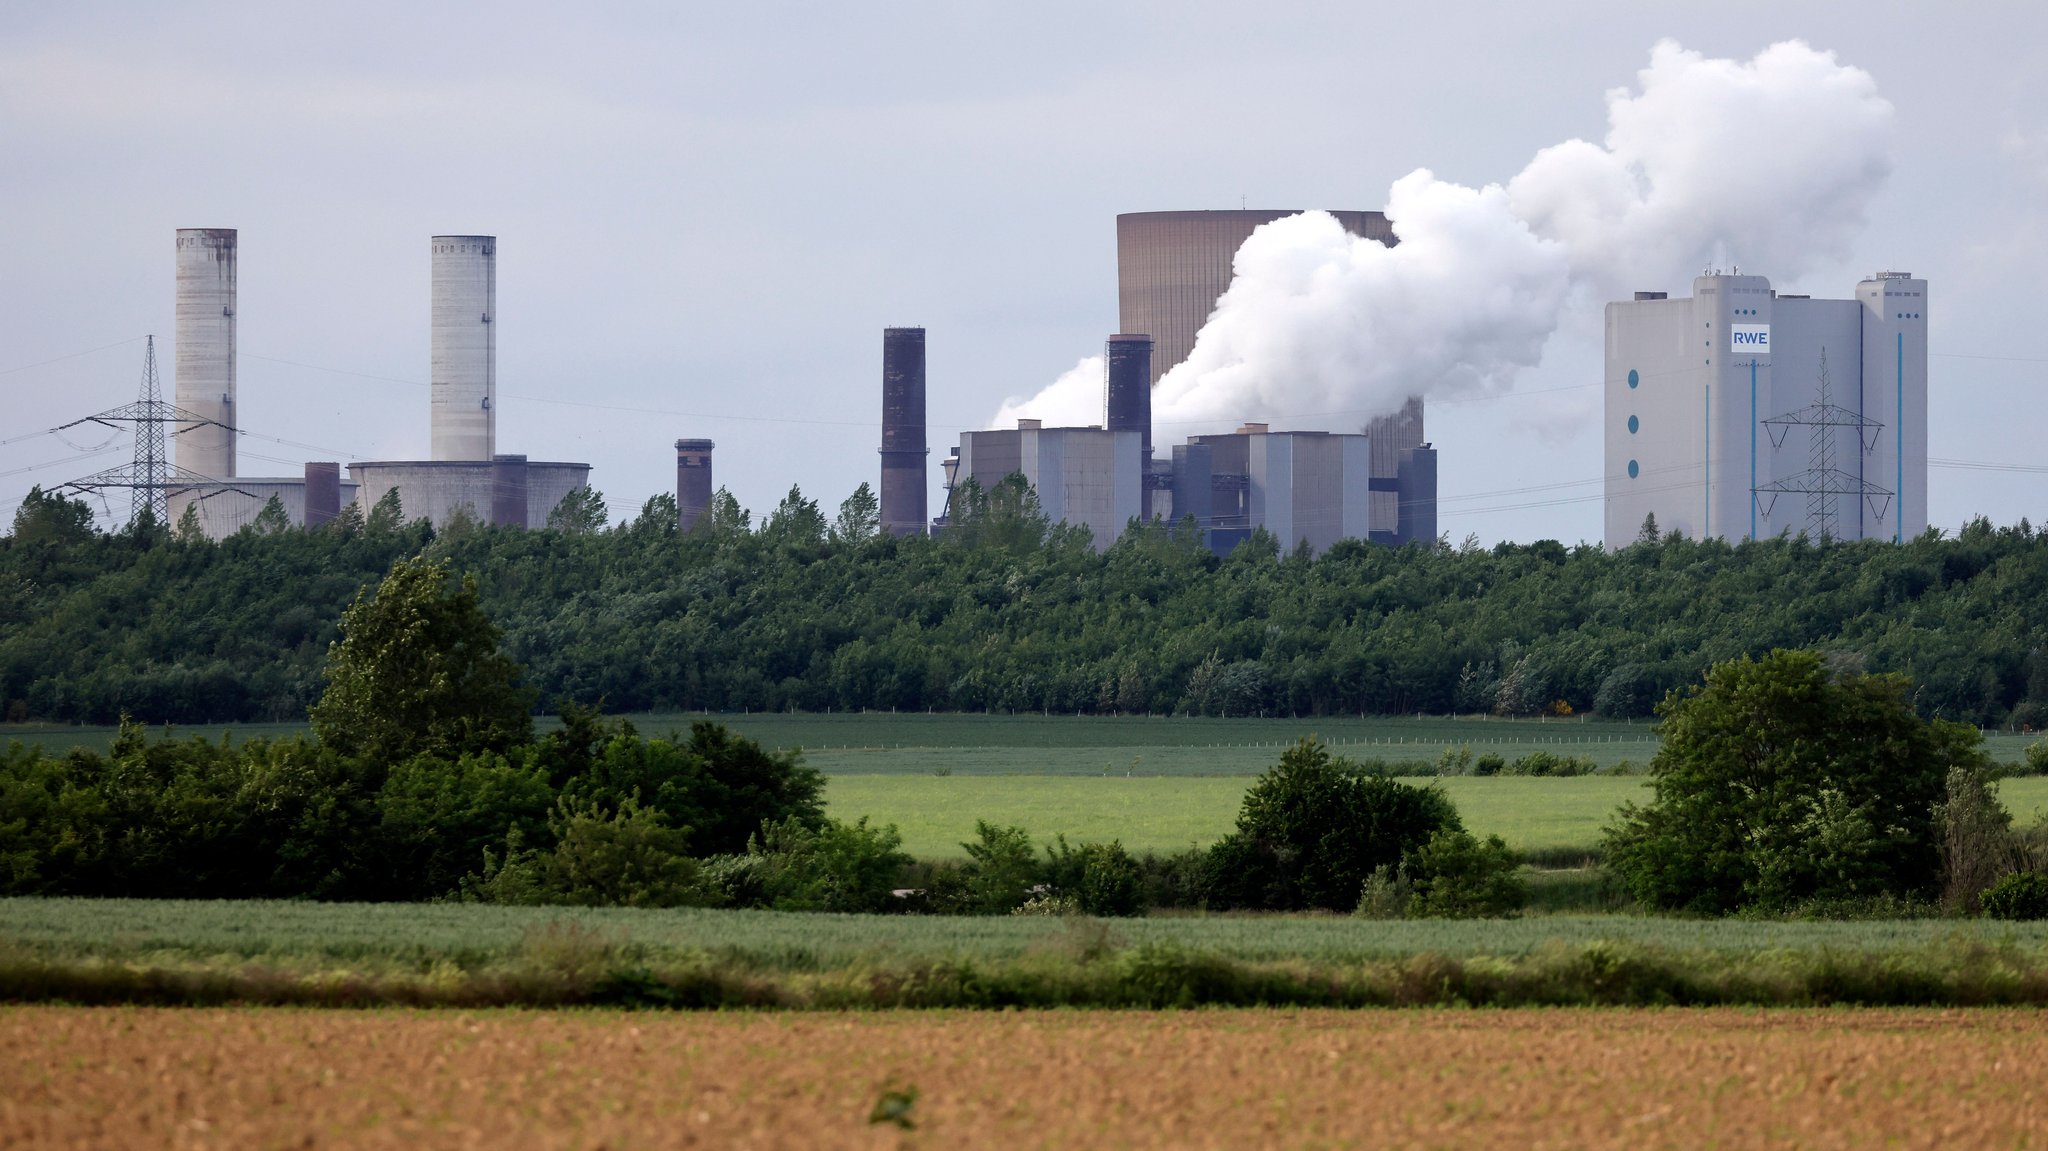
[
  {"x1": 824, "y1": 775, "x2": 2048, "y2": 859},
  {"x1": 6, "y1": 1006, "x2": 2048, "y2": 1149},
  {"x1": 11, "y1": 898, "x2": 2048, "y2": 969},
  {"x1": 9, "y1": 709, "x2": 2041, "y2": 772}
]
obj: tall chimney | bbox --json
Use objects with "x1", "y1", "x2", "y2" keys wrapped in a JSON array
[
  {"x1": 303, "y1": 461, "x2": 341, "y2": 527},
  {"x1": 676, "y1": 438, "x2": 715, "y2": 531},
  {"x1": 879, "y1": 327, "x2": 928, "y2": 536},
  {"x1": 1105, "y1": 334, "x2": 1154, "y2": 519},
  {"x1": 431, "y1": 235, "x2": 496, "y2": 461},
  {"x1": 174, "y1": 228, "x2": 237, "y2": 479}
]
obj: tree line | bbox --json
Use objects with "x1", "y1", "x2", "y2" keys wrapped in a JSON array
[{"x1": 6, "y1": 479, "x2": 2048, "y2": 728}]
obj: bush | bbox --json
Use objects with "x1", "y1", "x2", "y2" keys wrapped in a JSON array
[
  {"x1": 2025, "y1": 739, "x2": 2048, "y2": 777},
  {"x1": 1203, "y1": 738, "x2": 1462, "y2": 911},
  {"x1": 960, "y1": 821, "x2": 1039, "y2": 914},
  {"x1": 1043, "y1": 838, "x2": 1144, "y2": 917},
  {"x1": 1504, "y1": 751, "x2": 1594, "y2": 777},
  {"x1": 1472, "y1": 753, "x2": 1506, "y2": 777},
  {"x1": 1406, "y1": 830, "x2": 1526, "y2": 918},
  {"x1": 462, "y1": 798, "x2": 718, "y2": 908},
  {"x1": 748, "y1": 816, "x2": 911, "y2": 913},
  {"x1": 1980, "y1": 872, "x2": 2048, "y2": 921}
]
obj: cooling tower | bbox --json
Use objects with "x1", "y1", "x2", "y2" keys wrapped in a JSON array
[
  {"x1": 676, "y1": 439, "x2": 715, "y2": 532},
  {"x1": 879, "y1": 327, "x2": 928, "y2": 537},
  {"x1": 175, "y1": 228, "x2": 237, "y2": 479},
  {"x1": 431, "y1": 235, "x2": 496, "y2": 461}
]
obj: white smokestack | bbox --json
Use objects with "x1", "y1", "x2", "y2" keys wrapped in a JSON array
[
  {"x1": 431, "y1": 235, "x2": 497, "y2": 461},
  {"x1": 997, "y1": 39, "x2": 1895, "y2": 433}
]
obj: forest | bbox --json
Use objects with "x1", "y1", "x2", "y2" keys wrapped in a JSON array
[{"x1": 4, "y1": 478, "x2": 2048, "y2": 728}]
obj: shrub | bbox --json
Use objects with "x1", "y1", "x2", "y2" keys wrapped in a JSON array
[
  {"x1": 1406, "y1": 830, "x2": 1526, "y2": 918},
  {"x1": 463, "y1": 798, "x2": 717, "y2": 908},
  {"x1": 1203, "y1": 738, "x2": 1462, "y2": 911},
  {"x1": 1938, "y1": 760, "x2": 2015, "y2": 914},
  {"x1": 960, "y1": 821, "x2": 1039, "y2": 914},
  {"x1": 1980, "y1": 872, "x2": 2048, "y2": 921},
  {"x1": 1503, "y1": 751, "x2": 1594, "y2": 777},
  {"x1": 1043, "y1": 838, "x2": 1144, "y2": 917},
  {"x1": 749, "y1": 816, "x2": 912, "y2": 914},
  {"x1": 1472, "y1": 753, "x2": 1506, "y2": 777},
  {"x1": 2025, "y1": 739, "x2": 2048, "y2": 777}
]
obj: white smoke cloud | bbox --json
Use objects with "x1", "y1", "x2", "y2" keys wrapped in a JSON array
[
  {"x1": 996, "y1": 39, "x2": 1896, "y2": 435},
  {"x1": 992, "y1": 354, "x2": 1102, "y2": 428}
]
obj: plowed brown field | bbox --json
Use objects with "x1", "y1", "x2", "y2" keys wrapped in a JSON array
[{"x1": 3, "y1": 1006, "x2": 2045, "y2": 1150}]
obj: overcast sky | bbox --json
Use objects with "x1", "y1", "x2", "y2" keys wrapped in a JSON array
[{"x1": 3, "y1": 1, "x2": 2043, "y2": 543}]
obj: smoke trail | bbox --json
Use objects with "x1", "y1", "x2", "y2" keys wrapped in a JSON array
[
  {"x1": 996, "y1": 39, "x2": 1894, "y2": 433},
  {"x1": 992, "y1": 354, "x2": 1103, "y2": 429}
]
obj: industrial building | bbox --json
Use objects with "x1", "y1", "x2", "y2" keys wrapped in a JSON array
[
  {"x1": 163, "y1": 228, "x2": 366, "y2": 537},
  {"x1": 949, "y1": 420, "x2": 1144, "y2": 549},
  {"x1": 160, "y1": 229, "x2": 591, "y2": 537},
  {"x1": 347, "y1": 235, "x2": 594, "y2": 530},
  {"x1": 1603, "y1": 271, "x2": 1928, "y2": 549},
  {"x1": 1116, "y1": 210, "x2": 1436, "y2": 546},
  {"x1": 942, "y1": 334, "x2": 1426, "y2": 556}
]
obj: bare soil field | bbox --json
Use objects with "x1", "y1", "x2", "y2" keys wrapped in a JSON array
[{"x1": 3, "y1": 1007, "x2": 2045, "y2": 1150}]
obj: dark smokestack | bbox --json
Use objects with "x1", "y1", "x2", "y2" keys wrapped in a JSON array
[
  {"x1": 490, "y1": 454, "x2": 528, "y2": 528},
  {"x1": 1396, "y1": 443, "x2": 1437, "y2": 547},
  {"x1": 880, "y1": 327, "x2": 928, "y2": 536},
  {"x1": 1105, "y1": 334, "x2": 1154, "y2": 518},
  {"x1": 1103, "y1": 334, "x2": 1153, "y2": 453},
  {"x1": 676, "y1": 439, "x2": 714, "y2": 531},
  {"x1": 303, "y1": 461, "x2": 340, "y2": 528}
]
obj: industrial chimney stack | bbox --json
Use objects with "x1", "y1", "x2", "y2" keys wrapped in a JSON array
[
  {"x1": 174, "y1": 228, "x2": 237, "y2": 479},
  {"x1": 1105, "y1": 333, "x2": 1154, "y2": 518},
  {"x1": 431, "y1": 235, "x2": 496, "y2": 461},
  {"x1": 879, "y1": 327, "x2": 928, "y2": 536},
  {"x1": 676, "y1": 439, "x2": 715, "y2": 531}
]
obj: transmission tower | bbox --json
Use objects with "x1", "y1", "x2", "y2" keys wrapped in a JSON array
[
  {"x1": 1752, "y1": 347, "x2": 1893, "y2": 539},
  {"x1": 51, "y1": 335, "x2": 241, "y2": 527}
]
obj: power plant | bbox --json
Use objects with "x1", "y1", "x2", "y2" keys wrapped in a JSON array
[
  {"x1": 1603, "y1": 271, "x2": 1929, "y2": 548},
  {"x1": 144, "y1": 229, "x2": 595, "y2": 538},
  {"x1": 940, "y1": 211, "x2": 1440, "y2": 555}
]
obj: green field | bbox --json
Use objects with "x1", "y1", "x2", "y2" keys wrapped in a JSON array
[
  {"x1": 825, "y1": 775, "x2": 2048, "y2": 860},
  {"x1": 8, "y1": 898, "x2": 2048, "y2": 969},
  {"x1": 8, "y1": 711, "x2": 2041, "y2": 772},
  {"x1": 824, "y1": 775, "x2": 1650, "y2": 859}
]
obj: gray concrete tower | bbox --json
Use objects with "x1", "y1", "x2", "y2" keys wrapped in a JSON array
[
  {"x1": 174, "y1": 228, "x2": 237, "y2": 479},
  {"x1": 431, "y1": 235, "x2": 496, "y2": 461}
]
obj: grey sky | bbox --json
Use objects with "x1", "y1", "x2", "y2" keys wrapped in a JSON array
[{"x1": 3, "y1": 1, "x2": 2042, "y2": 542}]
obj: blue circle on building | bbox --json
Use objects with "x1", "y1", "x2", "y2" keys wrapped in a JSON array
[
  {"x1": 1627, "y1": 415, "x2": 1639, "y2": 434},
  {"x1": 1627, "y1": 459, "x2": 1640, "y2": 479},
  {"x1": 1627, "y1": 369, "x2": 1639, "y2": 389}
]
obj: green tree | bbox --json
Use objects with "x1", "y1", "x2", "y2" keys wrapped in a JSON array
[
  {"x1": 9, "y1": 486, "x2": 96, "y2": 544},
  {"x1": 309, "y1": 557, "x2": 535, "y2": 769},
  {"x1": 545, "y1": 486, "x2": 609, "y2": 534},
  {"x1": 833, "y1": 482, "x2": 881, "y2": 544},
  {"x1": 960, "y1": 820, "x2": 1039, "y2": 913},
  {"x1": 1203, "y1": 738, "x2": 1462, "y2": 911},
  {"x1": 1603, "y1": 649, "x2": 1982, "y2": 913}
]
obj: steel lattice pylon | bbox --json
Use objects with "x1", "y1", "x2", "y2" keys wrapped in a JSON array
[
  {"x1": 1754, "y1": 348, "x2": 1894, "y2": 538},
  {"x1": 51, "y1": 335, "x2": 242, "y2": 527}
]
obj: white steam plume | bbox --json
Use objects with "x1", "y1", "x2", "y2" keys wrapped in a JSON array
[
  {"x1": 993, "y1": 355, "x2": 1102, "y2": 428},
  {"x1": 995, "y1": 39, "x2": 1895, "y2": 434}
]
